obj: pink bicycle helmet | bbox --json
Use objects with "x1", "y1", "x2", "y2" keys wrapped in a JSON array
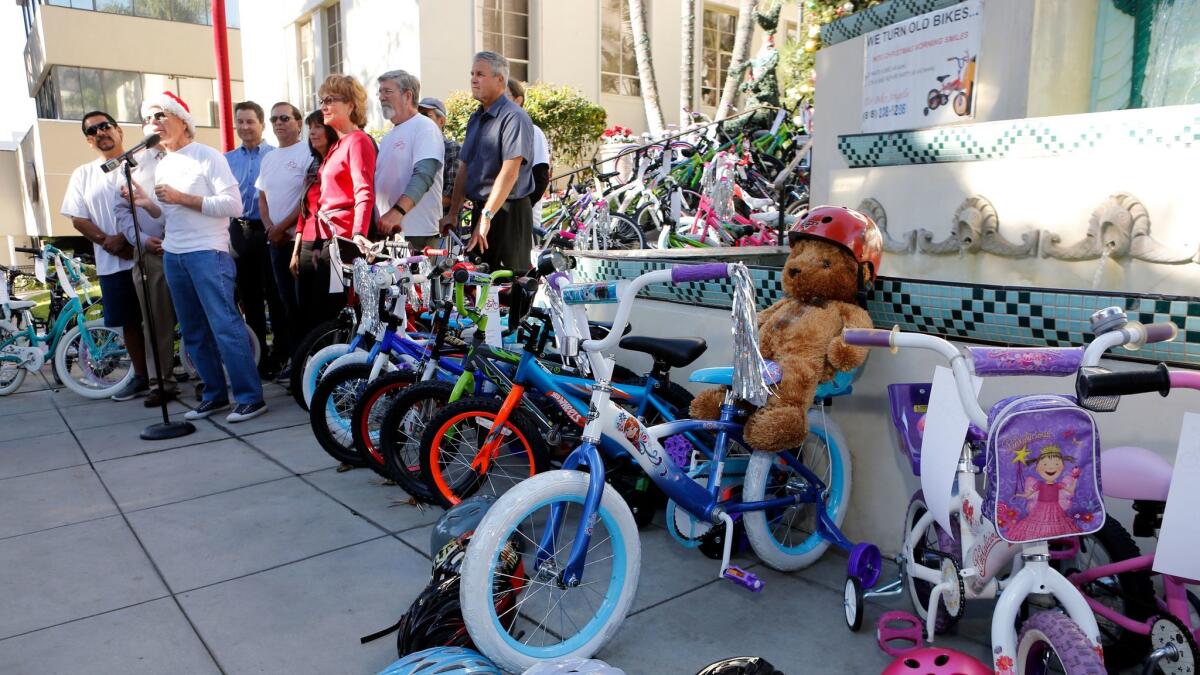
[{"x1": 880, "y1": 647, "x2": 991, "y2": 675}]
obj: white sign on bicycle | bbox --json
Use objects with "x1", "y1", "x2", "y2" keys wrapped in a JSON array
[
  {"x1": 860, "y1": 0, "x2": 983, "y2": 132},
  {"x1": 1153, "y1": 412, "x2": 1200, "y2": 580}
]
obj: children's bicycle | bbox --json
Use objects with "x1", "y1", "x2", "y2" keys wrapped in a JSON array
[
  {"x1": 0, "y1": 244, "x2": 133, "y2": 398},
  {"x1": 456, "y1": 262, "x2": 877, "y2": 673},
  {"x1": 1063, "y1": 362, "x2": 1200, "y2": 674},
  {"x1": 845, "y1": 315, "x2": 1178, "y2": 674}
]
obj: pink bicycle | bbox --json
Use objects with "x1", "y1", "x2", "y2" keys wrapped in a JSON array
[{"x1": 1064, "y1": 364, "x2": 1200, "y2": 674}]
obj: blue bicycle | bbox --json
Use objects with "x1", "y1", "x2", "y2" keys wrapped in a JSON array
[{"x1": 456, "y1": 261, "x2": 877, "y2": 672}]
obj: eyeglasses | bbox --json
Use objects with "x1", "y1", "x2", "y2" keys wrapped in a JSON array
[
  {"x1": 378, "y1": 88, "x2": 398, "y2": 97},
  {"x1": 84, "y1": 121, "x2": 114, "y2": 137},
  {"x1": 317, "y1": 95, "x2": 347, "y2": 107},
  {"x1": 269, "y1": 115, "x2": 294, "y2": 123},
  {"x1": 144, "y1": 111, "x2": 167, "y2": 123}
]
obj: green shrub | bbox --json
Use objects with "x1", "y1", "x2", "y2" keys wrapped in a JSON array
[{"x1": 444, "y1": 83, "x2": 607, "y2": 170}]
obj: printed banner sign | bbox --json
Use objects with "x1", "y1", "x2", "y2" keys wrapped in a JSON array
[{"x1": 861, "y1": 0, "x2": 982, "y2": 132}]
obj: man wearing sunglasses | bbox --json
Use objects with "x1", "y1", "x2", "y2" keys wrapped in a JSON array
[
  {"x1": 61, "y1": 111, "x2": 151, "y2": 402},
  {"x1": 253, "y1": 102, "x2": 308, "y2": 379}
]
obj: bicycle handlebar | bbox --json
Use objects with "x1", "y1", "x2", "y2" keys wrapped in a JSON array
[
  {"x1": 1077, "y1": 364, "x2": 1171, "y2": 399},
  {"x1": 14, "y1": 247, "x2": 40, "y2": 255}
]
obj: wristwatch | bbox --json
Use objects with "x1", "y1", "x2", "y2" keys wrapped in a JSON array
[{"x1": 481, "y1": 207, "x2": 494, "y2": 221}]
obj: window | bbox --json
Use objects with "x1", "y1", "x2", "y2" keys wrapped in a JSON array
[
  {"x1": 297, "y1": 19, "x2": 316, "y2": 108},
  {"x1": 480, "y1": 0, "x2": 529, "y2": 82},
  {"x1": 600, "y1": 0, "x2": 640, "y2": 96},
  {"x1": 35, "y1": 73, "x2": 58, "y2": 120},
  {"x1": 701, "y1": 7, "x2": 737, "y2": 107},
  {"x1": 325, "y1": 4, "x2": 343, "y2": 75},
  {"x1": 48, "y1": 65, "x2": 234, "y2": 125}
]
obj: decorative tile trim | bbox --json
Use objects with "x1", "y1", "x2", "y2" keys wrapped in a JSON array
[
  {"x1": 575, "y1": 255, "x2": 1200, "y2": 368},
  {"x1": 838, "y1": 104, "x2": 1200, "y2": 168},
  {"x1": 820, "y1": 0, "x2": 963, "y2": 47}
]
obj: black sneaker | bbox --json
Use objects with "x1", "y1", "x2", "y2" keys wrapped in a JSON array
[
  {"x1": 226, "y1": 401, "x2": 268, "y2": 423},
  {"x1": 111, "y1": 376, "x2": 150, "y2": 402},
  {"x1": 185, "y1": 399, "x2": 230, "y2": 420},
  {"x1": 273, "y1": 363, "x2": 291, "y2": 384}
]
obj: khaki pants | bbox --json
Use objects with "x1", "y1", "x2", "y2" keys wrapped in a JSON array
[{"x1": 132, "y1": 250, "x2": 178, "y2": 390}]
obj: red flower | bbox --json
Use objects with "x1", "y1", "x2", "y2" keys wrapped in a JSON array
[{"x1": 995, "y1": 654, "x2": 1014, "y2": 673}]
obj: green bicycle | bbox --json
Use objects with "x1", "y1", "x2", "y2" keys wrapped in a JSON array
[{"x1": 0, "y1": 244, "x2": 133, "y2": 398}]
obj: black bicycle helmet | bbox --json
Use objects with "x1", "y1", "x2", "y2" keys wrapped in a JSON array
[{"x1": 695, "y1": 656, "x2": 785, "y2": 675}]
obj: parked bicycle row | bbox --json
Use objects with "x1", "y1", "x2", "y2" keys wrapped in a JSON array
[{"x1": 282, "y1": 204, "x2": 1198, "y2": 675}]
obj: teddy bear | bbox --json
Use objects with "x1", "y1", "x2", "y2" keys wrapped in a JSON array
[{"x1": 690, "y1": 206, "x2": 883, "y2": 452}]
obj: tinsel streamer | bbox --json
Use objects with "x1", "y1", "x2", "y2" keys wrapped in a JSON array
[
  {"x1": 546, "y1": 278, "x2": 591, "y2": 377},
  {"x1": 592, "y1": 199, "x2": 611, "y2": 251},
  {"x1": 701, "y1": 152, "x2": 737, "y2": 223},
  {"x1": 353, "y1": 259, "x2": 379, "y2": 329},
  {"x1": 730, "y1": 263, "x2": 774, "y2": 406}
]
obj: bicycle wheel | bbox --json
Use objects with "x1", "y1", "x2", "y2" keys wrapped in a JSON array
[
  {"x1": 0, "y1": 326, "x2": 30, "y2": 395},
  {"x1": 742, "y1": 408, "x2": 852, "y2": 571},
  {"x1": 54, "y1": 320, "x2": 133, "y2": 399},
  {"x1": 379, "y1": 380, "x2": 457, "y2": 501},
  {"x1": 309, "y1": 362, "x2": 374, "y2": 466},
  {"x1": 902, "y1": 490, "x2": 961, "y2": 634},
  {"x1": 459, "y1": 471, "x2": 640, "y2": 673},
  {"x1": 599, "y1": 213, "x2": 645, "y2": 250},
  {"x1": 1015, "y1": 610, "x2": 1106, "y2": 674},
  {"x1": 351, "y1": 368, "x2": 418, "y2": 479},
  {"x1": 301, "y1": 342, "x2": 357, "y2": 409},
  {"x1": 420, "y1": 396, "x2": 550, "y2": 508},
  {"x1": 1055, "y1": 518, "x2": 1153, "y2": 669},
  {"x1": 290, "y1": 318, "x2": 354, "y2": 409}
]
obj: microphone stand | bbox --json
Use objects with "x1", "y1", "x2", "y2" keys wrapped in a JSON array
[{"x1": 120, "y1": 157, "x2": 195, "y2": 440}]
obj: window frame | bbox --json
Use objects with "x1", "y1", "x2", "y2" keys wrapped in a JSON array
[
  {"x1": 324, "y1": 3, "x2": 343, "y2": 76},
  {"x1": 46, "y1": 64, "x2": 237, "y2": 126},
  {"x1": 297, "y1": 18, "x2": 316, "y2": 110},
  {"x1": 478, "y1": 0, "x2": 531, "y2": 82},
  {"x1": 700, "y1": 5, "x2": 738, "y2": 108}
]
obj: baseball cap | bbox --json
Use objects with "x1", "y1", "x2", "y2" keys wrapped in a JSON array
[{"x1": 417, "y1": 97, "x2": 447, "y2": 118}]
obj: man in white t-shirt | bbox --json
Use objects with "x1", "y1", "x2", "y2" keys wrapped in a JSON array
[
  {"x1": 254, "y1": 101, "x2": 309, "y2": 377},
  {"x1": 375, "y1": 70, "x2": 444, "y2": 251},
  {"x1": 144, "y1": 91, "x2": 267, "y2": 423},
  {"x1": 61, "y1": 110, "x2": 150, "y2": 402}
]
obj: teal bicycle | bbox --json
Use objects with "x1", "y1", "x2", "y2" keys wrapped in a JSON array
[{"x1": 0, "y1": 244, "x2": 133, "y2": 398}]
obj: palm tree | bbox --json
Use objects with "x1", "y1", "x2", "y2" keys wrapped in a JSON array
[
  {"x1": 680, "y1": 0, "x2": 697, "y2": 125},
  {"x1": 716, "y1": 0, "x2": 756, "y2": 119},
  {"x1": 628, "y1": 0, "x2": 666, "y2": 134}
]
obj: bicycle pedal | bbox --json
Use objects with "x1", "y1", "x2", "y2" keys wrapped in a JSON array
[{"x1": 721, "y1": 565, "x2": 764, "y2": 592}]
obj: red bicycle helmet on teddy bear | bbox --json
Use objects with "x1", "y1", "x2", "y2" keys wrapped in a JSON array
[{"x1": 788, "y1": 205, "x2": 884, "y2": 285}]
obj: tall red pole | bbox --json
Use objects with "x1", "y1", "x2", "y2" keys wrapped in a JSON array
[{"x1": 212, "y1": 0, "x2": 234, "y2": 152}]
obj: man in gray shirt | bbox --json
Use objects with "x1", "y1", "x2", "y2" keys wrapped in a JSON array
[{"x1": 439, "y1": 51, "x2": 535, "y2": 271}]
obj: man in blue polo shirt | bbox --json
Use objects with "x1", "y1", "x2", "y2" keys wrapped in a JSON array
[
  {"x1": 439, "y1": 51, "x2": 535, "y2": 272},
  {"x1": 225, "y1": 100, "x2": 287, "y2": 379}
]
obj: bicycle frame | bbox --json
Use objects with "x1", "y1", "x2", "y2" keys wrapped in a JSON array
[{"x1": 1071, "y1": 554, "x2": 1199, "y2": 640}]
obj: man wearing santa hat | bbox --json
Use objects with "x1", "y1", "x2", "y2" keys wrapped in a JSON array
[{"x1": 143, "y1": 91, "x2": 268, "y2": 423}]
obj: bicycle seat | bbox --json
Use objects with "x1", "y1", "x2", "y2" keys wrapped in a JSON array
[
  {"x1": 1100, "y1": 446, "x2": 1172, "y2": 501},
  {"x1": 936, "y1": 75, "x2": 949, "y2": 82},
  {"x1": 620, "y1": 336, "x2": 707, "y2": 368},
  {"x1": 595, "y1": 170, "x2": 620, "y2": 182},
  {"x1": 3, "y1": 300, "x2": 36, "y2": 311},
  {"x1": 749, "y1": 212, "x2": 800, "y2": 226},
  {"x1": 689, "y1": 360, "x2": 782, "y2": 386}
]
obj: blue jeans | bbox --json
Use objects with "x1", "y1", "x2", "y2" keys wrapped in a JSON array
[{"x1": 164, "y1": 250, "x2": 263, "y2": 405}]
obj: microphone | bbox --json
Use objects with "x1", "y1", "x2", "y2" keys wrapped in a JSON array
[{"x1": 101, "y1": 134, "x2": 161, "y2": 173}]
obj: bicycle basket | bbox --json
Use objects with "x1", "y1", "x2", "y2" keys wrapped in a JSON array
[{"x1": 982, "y1": 395, "x2": 1104, "y2": 544}]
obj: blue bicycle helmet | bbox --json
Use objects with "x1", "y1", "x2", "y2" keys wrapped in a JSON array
[
  {"x1": 430, "y1": 495, "x2": 498, "y2": 557},
  {"x1": 378, "y1": 647, "x2": 500, "y2": 675}
]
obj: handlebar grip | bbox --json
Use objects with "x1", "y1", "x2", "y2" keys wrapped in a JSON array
[
  {"x1": 421, "y1": 247, "x2": 449, "y2": 257},
  {"x1": 1144, "y1": 322, "x2": 1178, "y2": 344},
  {"x1": 671, "y1": 263, "x2": 728, "y2": 283},
  {"x1": 843, "y1": 328, "x2": 893, "y2": 348},
  {"x1": 402, "y1": 255, "x2": 426, "y2": 266},
  {"x1": 14, "y1": 247, "x2": 40, "y2": 255},
  {"x1": 1077, "y1": 364, "x2": 1171, "y2": 399}
]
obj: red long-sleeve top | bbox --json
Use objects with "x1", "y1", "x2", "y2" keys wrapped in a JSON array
[{"x1": 317, "y1": 129, "x2": 376, "y2": 239}]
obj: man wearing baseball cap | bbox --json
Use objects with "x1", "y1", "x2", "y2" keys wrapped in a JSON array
[
  {"x1": 417, "y1": 97, "x2": 460, "y2": 212},
  {"x1": 144, "y1": 91, "x2": 268, "y2": 423}
]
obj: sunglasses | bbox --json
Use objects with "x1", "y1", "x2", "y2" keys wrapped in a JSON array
[
  {"x1": 84, "y1": 121, "x2": 114, "y2": 137},
  {"x1": 270, "y1": 114, "x2": 295, "y2": 123},
  {"x1": 144, "y1": 111, "x2": 167, "y2": 123},
  {"x1": 317, "y1": 95, "x2": 347, "y2": 107}
]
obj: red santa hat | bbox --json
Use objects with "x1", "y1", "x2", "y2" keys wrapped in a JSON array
[{"x1": 142, "y1": 91, "x2": 195, "y2": 136}]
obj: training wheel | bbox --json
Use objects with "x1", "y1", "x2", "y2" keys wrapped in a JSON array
[
  {"x1": 1150, "y1": 614, "x2": 1198, "y2": 675},
  {"x1": 848, "y1": 542, "x2": 883, "y2": 589},
  {"x1": 844, "y1": 576, "x2": 865, "y2": 632},
  {"x1": 876, "y1": 610, "x2": 924, "y2": 657}
]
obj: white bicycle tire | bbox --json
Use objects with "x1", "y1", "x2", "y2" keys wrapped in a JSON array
[
  {"x1": 460, "y1": 471, "x2": 641, "y2": 674},
  {"x1": 302, "y1": 343, "x2": 354, "y2": 407},
  {"x1": 54, "y1": 320, "x2": 134, "y2": 399},
  {"x1": 742, "y1": 409, "x2": 852, "y2": 571}
]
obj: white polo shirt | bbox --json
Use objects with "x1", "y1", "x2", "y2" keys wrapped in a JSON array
[
  {"x1": 254, "y1": 141, "x2": 312, "y2": 238},
  {"x1": 375, "y1": 113, "x2": 444, "y2": 238},
  {"x1": 61, "y1": 159, "x2": 134, "y2": 276}
]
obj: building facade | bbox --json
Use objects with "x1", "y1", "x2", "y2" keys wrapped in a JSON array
[
  {"x1": 7, "y1": 0, "x2": 245, "y2": 265},
  {"x1": 239, "y1": 0, "x2": 802, "y2": 137}
]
